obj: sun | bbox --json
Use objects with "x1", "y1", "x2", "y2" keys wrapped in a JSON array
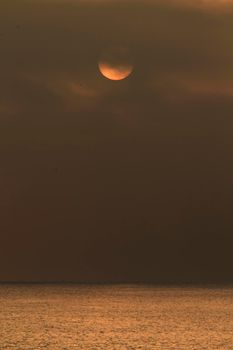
[{"x1": 98, "y1": 47, "x2": 133, "y2": 81}]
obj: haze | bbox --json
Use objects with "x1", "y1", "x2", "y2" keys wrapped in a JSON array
[{"x1": 0, "y1": 0, "x2": 233, "y2": 283}]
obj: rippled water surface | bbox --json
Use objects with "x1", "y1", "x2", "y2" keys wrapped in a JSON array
[{"x1": 0, "y1": 285, "x2": 233, "y2": 349}]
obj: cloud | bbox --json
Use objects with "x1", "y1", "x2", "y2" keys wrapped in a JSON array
[
  {"x1": 179, "y1": 78, "x2": 233, "y2": 97},
  {"x1": 29, "y1": 0, "x2": 233, "y2": 11},
  {"x1": 1, "y1": 0, "x2": 233, "y2": 281},
  {"x1": 1, "y1": 0, "x2": 233, "y2": 120}
]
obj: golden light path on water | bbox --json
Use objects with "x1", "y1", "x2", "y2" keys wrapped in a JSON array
[{"x1": 1, "y1": 285, "x2": 233, "y2": 349}]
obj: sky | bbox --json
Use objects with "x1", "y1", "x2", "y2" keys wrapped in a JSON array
[{"x1": 0, "y1": 0, "x2": 233, "y2": 283}]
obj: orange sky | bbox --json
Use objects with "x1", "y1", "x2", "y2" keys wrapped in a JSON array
[{"x1": 1, "y1": 0, "x2": 233, "y2": 282}]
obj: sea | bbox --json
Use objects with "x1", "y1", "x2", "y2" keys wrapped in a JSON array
[{"x1": 0, "y1": 284, "x2": 233, "y2": 349}]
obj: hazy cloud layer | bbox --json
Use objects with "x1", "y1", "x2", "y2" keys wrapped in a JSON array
[{"x1": 0, "y1": 0, "x2": 233, "y2": 282}]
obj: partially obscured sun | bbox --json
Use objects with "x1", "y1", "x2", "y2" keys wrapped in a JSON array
[{"x1": 98, "y1": 47, "x2": 133, "y2": 81}]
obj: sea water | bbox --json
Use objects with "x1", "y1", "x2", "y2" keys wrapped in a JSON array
[{"x1": 0, "y1": 285, "x2": 233, "y2": 349}]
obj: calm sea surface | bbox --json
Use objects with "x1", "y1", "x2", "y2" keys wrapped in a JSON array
[{"x1": 0, "y1": 285, "x2": 233, "y2": 349}]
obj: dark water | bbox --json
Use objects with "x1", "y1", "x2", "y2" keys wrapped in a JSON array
[{"x1": 0, "y1": 285, "x2": 233, "y2": 349}]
